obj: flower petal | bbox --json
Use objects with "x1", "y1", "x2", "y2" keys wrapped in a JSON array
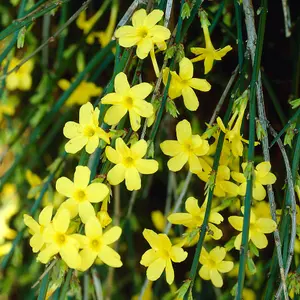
[
  {"x1": 209, "y1": 246, "x2": 226, "y2": 263},
  {"x1": 39, "y1": 206, "x2": 53, "y2": 226},
  {"x1": 107, "y1": 164, "x2": 126, "y2": 185},
  {"x1": 146, "y1": 257, "x2": 166, "y2": 281},
  {"x1": 253, "y1": 183, "x2": 267, "y2": 201},
  {"x1": 125, "y1": 167, "x2": 141, "y2": 191},
  {"x1": 258, "y1": 172, "x2": 277, "y2": 185},
  {"x1": 160, "y1": 140, "x2": 182, "y2": 156},
  {"x1": 199, "y1": 265, "x2": 210, "y2": 280},
  {"x1": 210, "y1": 269, "x2": 223, "y2": 287},
  {"x1": 136, "y1": 38, "x2": 153, "y2": 59},
  {"x1": 104, "y1": 105, "x2": 127, "y2": 125},
  {"x1": 251, "y1": 231, "x2": 268, "y2": 249},
  {"x1": 115, "y1": 26, "x2": 136, "y2": 39},
  {"x1": 167, "y1": 152, "x2": 188, "y2": 172},
  {"x1": 204, "y1": 57, "x2": 214, "y2": 75},
  {"x1": 143, "y1": 229, "x2": 160, "y2": 249},
  {"x1": 116, "y1": 138, "x2": 130, "y2": 157},
  {"x1": 102, "y1": 226, "x2": 122, "y2": 245},
  {"x1": 79, "y1": 102, "x2": 94, "y2": 125},
  {"x1": 98, "y1": 245, "x2": 122, "y2": 267},
  {"x1": 74, "y1": 166, "x2": 90, "y2": 189},
  {"x1": 228, "y1": 216, "x2": 243, "y2": 231},
  {"x1": 165, "y1": 259, "x2": 174, "y2": 285},
  {"x1": 63, "y1": 122, "x2": 82, "y2": 139},
  {"x1": 140, "y1": 249, "x2": 158, "y2": 266},
  {"x1": 37, "y1": 244, "x2": 59, "y2": 264},
  {"x1": 79, "y1": 248, "x2": 97, "y2": 271},
  {"x1": 256, "y1": 161, "x2": 271, "y2": 176},
  {"x1": 60, "y1": 242, "x2": 81, "y2": 269},
  {"x1": 218, "y1": 261, "x2": 234, "y2": 273},
  {"x1": 256, "y1": 218, "x2": 277, "y2": 233},
  {"x1": 85, "y1": 216, "x2": 102, "y2": 238},
  {"x1": 53, "y1": 209, "x2": 70, "y2": 233},
  {"x1": 131, "y1": 82, "x2": 153, "y2": 99},
  {"x1": 85, "y1": 135, "x2": 99, "y2": 154},
  {"x1": 185, "y1": 197, "x2": 201, "y2": 215},
  {"x1": 130, "y1": 139, "x2": 147, "y2": 159},
  {"x1": 105, "y1": 146, "x2": 121, "y2": 164},
  {"x1": 144, "y1": 9, "x2": 163, "y2": 27},
  {"x1": 129, "y1": 109, "x2": 141, "y2": 131},
  {"x1": 182, "y1": 87, "x2": 199, "y2": 111},
  {"x1": 170, "y1": 246, "x2": 188, "y2": 262},
  {"x1": 86, "y1": 183, "x2": 109, "y2": 203},
  {"x1": 135, "y1": 159, "x2": 158, "y2": 174},
  {"x1": 23, "y1": 215, "x2": 40, "y2": 233},
  {"x1": 188, "y1": 78, "x2": 211, "y2": 92},
  {"x1": 115, "y1": 72, "x2": 130, "y2": 94},
  {"x1": 78, "y1": 201, "x2": 96, "y2": 223},
  {"x1": 167, "y1": 213, "x2": 193, "y2": 227},
  {"x1": 179, "y1": 58, "x2": 193, "y2": 80},
  {"x1": 133, "y1": 100, "x2": 154, "y2": 118},
  {"x1": 132, "y1": 9, "x2": 147, "y2": 27},
  {"x1": 56, "y1": 177, "x2": 74, "y2": 197},
  {"x1": 65, "y1": 136, "x2": 88, "y2": 154}
]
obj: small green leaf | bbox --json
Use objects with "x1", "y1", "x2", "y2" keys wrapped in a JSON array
[
  {"x1": 249, "y1": 241, "x2": 259, "y2": 257},
  {"x1": 289, "y1": 98, "x2": 300, "y2": 109},
  {"x1": 181, "y1": 3, "x2": 191, "y2": 20},
  {"x1": 147, "y1": 140, "x2": 155, "y2": 158},
  {"x1": 175, "y1": 44, "x2": 185, "y2": 63},
  {"x1": 225, "y1": 236, "x2": 236, "y2": 252},
  {"x1": 256, "y1": 119, "x2": 266, "y2": 141},
  {"x1": 166, "y1": 99, "x2": 179, "y2": 118},
  {"x1": 246, "y1": 256, "x2": 257, "y2": 275},
  {"x1": 203, "y1": 124, "x2": 218, "y2": 139},
  {"x1": 284, "y1": 122, "x2": 296, "y2": 148},
  {"x1": 17, "y1": 26, "x2": 26, "y2": 49},
  {"x1": 175, "y1": 280, "x2": 191, "y2": 300},
  {"x1": 243, "y1": 161, "x2": 254, "y2": 180},
  {"x1": 166, "y1": 45, "x2": 176, "y2": 59},
  {"x1": 76, "y1": 51, "x2": 85, "y2": 73}
]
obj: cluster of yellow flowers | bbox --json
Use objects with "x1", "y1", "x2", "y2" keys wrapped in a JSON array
[{"x1": 23, "y1": 7, "x2": 279, "y2": 291}]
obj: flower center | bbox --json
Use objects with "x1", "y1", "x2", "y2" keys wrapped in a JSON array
[
  {"x1": 124, "y1": 96, "x2": 134, "y2": 109},
  {"x1": 183, "y1": 143, "x2": 192, "y2": 153},
  {"x1": 74, "y1": 189, "x2": 87, "y2": 202},
  {"x1": 137, "y1": 27, "x2": 149, "y2": 39},
  {"x1": 123, "y1": 156, "x2": 135, "y2": 168},
  {"x1": 159, "y1": 249, "x2": 170, "y2": 259},
  {"x1": 55, "y1": 233, "x2": 66, "y2": 246},
  {"x1": 83, "y1": 125, "x2": 95, "y2": 137},
  {"x1": 90, "y1": 238, "x2": 101, "y2": 251}
]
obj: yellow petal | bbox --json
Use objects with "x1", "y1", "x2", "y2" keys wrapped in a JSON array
[
  {"x1": 101, "y1": 93, "x2": 123, "y2": 105},
  {"x1": 130, "y1": 140, "x2": 147, "y2": 159},
  {"x1": 133, "y1": 100, "x2": 154, "y2": 118},
  {"x1": 59, "y1": 198, "x2": 78, "y2": 219},
  {"x1": 125, "y1": 167, "x2": 141, "y2": 191},
  {"x1": 79, "y1": 102, "x2": 93, "y2": 125},
  {"x1": 135, "y1": 159, "x2": 158, "y2": 174},
  {"x1": 104, "y1": 105, "x2": 127, "y2": 125},
  {"x1": 250, "y1": 231, "x2": 268, "y2": 249},
  {"x1": 39, "y1": 205, "x2": 53, "y2": 226},
  {"x1": 179, "y1": 58, "x2": 193, "y2": 80},
  {"x1": 85, "y1": 135, "x2": 99, "y2": 154},
  {"x1": 253, "y1": 183, "x2": 266, "y2": 201},
  {"x1": 107, "y1": 164, "x2": 126, "y2": 185},
  {"x1": 167, "y1": 213, "x2": 193, "y2": 226},
  {"x1": 160, "y1": 140, "x2": 182, "y2": 156},
  {"x1": 79, "y1": 248, "x2": 97, "y2": 271},
  {"x1": 256, "y1": 161, "x2": 271, "y2": 176},
  {"x1": 53, "y1": 209, "x2": 70, "y2": 233},
  {"x1": 86, "y1": 183, "x2": 109, "y2": 203},
  {"x1": 131, "y1": 82, "x2": 153, "y2": 99},
  {"x1": 37, "y1": 244, "x2": 58, "y2": 264},
  {"x1": 24, "y1": 214, "x2": 40, "y2": 232},
  {"x1": 98, "y1": 245, "x2": 122, "y2": 267},
  {"x1": 115, "y1": 25, "x2": 136, "y2": 38},
  {"x1": 151, "y1": 26, "x2": 171, "y2": 42},
  {"x1": 74, "y1": 166, "x2": 90, "y2": 189},
  {"x1": 210, "y1": 269, "x2": 223, "y2": 287},
  {"x1": 65, "y1": 136, "x2": 88, "y2": 154},
  {"x1": 136, "y1": 38, "x2": 152, "y2": 59},
  {"x1": 219, "y1": 181, "x2": 239, "y2": 196},
  {"x1": 132, "y1": 9, "x2": 147, "y2": 27},
  {"x1": 78, "y1": 201, "x2": 95, "y2": 223},
  {"x1": 185, "y1": 197, "x2": 201, "y2": 215},
  {"x1": 189, "y1": 154, "x2": 202, "y2": 173},
  {"x1": 146, "y1": 257, "x2": 166, "y2": 281},
  {"x1": 60, "y1": 243, "x2": 81, "y2": 269},
  {"x1": 170, "y1": 246, "x2": 188, "y2": 262},
  {"x1": 143, "y1": 229, "x2": 160, "y2": 249},
  {"x1": 115, "y1": 72, "x2": 130, "y2": 94},
  {"x1": 129, "y1": 110, "x2": 141, "y2": 131},
  {"x1": 204, "y1": 56, "x2": 214, "y2": 74},
  {"x1": 85, "y1": 216, "x2": 102, "y2": 238},
  {"x1": 257, "y1": 172, "x2": 276, "y2": 185},
  {"x1": 188, "y1": 78, "x2": 211, "y2": 92},
  {"x1": 165, "y1": 259, "x2": 174, "y2": 285},
  {"x1": 231, "y1": 171, "x2": 246, "y2": 183},
  {"x1": 63, "y1": 122, "x2": 82, "y2": 139},
  {"x1": 182, "y1": 87, "x2": 199, "y2": 111},
  {"x1": 256, "y1": 218, "x2": 277, "y2": 233},
  {"x1": 56, "y1": 177, "x2": 74, "y2": 197},
  {"x1": 218, "y1": 261, "x2": 234, "y2": 273},
  {"x1": 58, "y1": 79, "x2": 70, "y2": 90},
  {"x1": 105, "y1": 146, "x2": 121, "y2": 164},
  {"x1": 30, "y1": 234, "x2": 44, "y2": 252},
  {"x1": 144, "y1": 9, "x2": 163, "y2": 27},
  {"x1": 228, "y1": 216, "x2": 243, "y2": 231},
  {"x1": 102, "y1": 226, "x2": 122, "y2": 245},
  {"x1": 199, "y1": 265, "x2": 210, "y2": 280},
  {"x1": 140, "y1": 249, "x2": 158, "y2": 266},
  {"x1": 167, "y1": 152, "x2": 188, "y2": 172},
  {"x1": 209, "y1": 246, "x2": 226, "y2": 262},
  {"x1": 116, "y1": 138, "x2": 130, "y2": 157},
  {"x1": 176, "y1": 119, "x2": 192, "y2": 144},
  {"x1": 234, "y1": 233, "x2": 242, "y2": 250}
]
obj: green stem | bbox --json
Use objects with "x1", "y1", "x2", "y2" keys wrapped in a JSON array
[
  {"x1": 234, "y1": 0, "x2": 244, "y2": 71},
  {"x1": 37, "y1": 271, "x2": 50, "y2": 300},
  {"x1": 58, "y1": 269, "x2": 73, "y2": 300}
]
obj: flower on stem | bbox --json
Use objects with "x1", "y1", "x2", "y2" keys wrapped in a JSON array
[
  {"x1": 37, "y1": 208, "x2": 81, "y2": 269},
  {"x1": 163, "y1": 57, "x2": 211, "y2": 111},
  {"x1": 228, "y1": 206, "x2": 277, "y2": 250},
  {"x1": 56, "y1": 166, "x2": 109, "y2": 223},
  {"x1": 199, "y1": 246, "x2": 233, "y2": 287},
  {"x1": 190, "y1": 11, "x2": 232, "y2": 74},
  {"x1": 77, "y1": 216, "x2": 122, "y2": 271},
  {"x1": 160, "y1": 119, "x2": 210, "y2": 173},
  {"x1": 231, "y1": 161, "x2": 277, "y2": 201},
  {"x1": 101, "y1": 72, "x2": 153, "y2": 131},
  {"x1": 115, "y1": 9, "x2": 171, "y2": 76},
  {"x1": 197, "y1": 165, "x2": 239, "y2": 197},
  {"x1": 140, "y1": 229, "x2": 188, "y2": 285},
  {"x1": 105, "y1": 138, "x2": 158, "y2": 191},
  {"x1": 63, "y1": 102, "x2": 110, "y2": 154},
  {"x1": 168, "y1": 197, "x2": 223, "y2": 240},
  {"x1": 6, "y1": 58, "x2": 34, "y2": 91},
  {"x1": 23, "y1": 206, "x2": 53, "y2": 253},
  {"x1": 58, "y1": 79, "x2": 102, "y2": 106}
]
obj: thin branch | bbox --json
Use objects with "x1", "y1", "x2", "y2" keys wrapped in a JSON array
[
  {"x1": 281, "y1": 0, "x2": 292, "y2": 38},
  {"x1": 164, "y1": 0, "x2": 173, "y2": 27},
  {"x1": 242, "y1": 0, "x2": 288, "y2": 298},
  {"x1": 31, "y1": 259, "x2": 57, "y2": 289},
  {"x1": 209, "y1": 65, "x2": 239, "y2": 126},
  {"x1": 269, "y1": 125, "x2": 297, "y2": 299},
  {"x1": 92, "y1": 269, "x2": 103, "y2": 300},
  {"x1": 0, "y1": 0, "x2": 92, "y2": 80}
]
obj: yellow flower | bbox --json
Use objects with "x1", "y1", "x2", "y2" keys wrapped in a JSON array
[
  {"x1": 58, "y1": 79, "x2": 102, "y2": 106},
  {"x1": 63, "y1": 102, "x2": 110, "y2": 154},
  {"x1": 231, "y1": 161, "x2": 277, "y2": 201},
  {"x1": 105, "y1": 138, "x2": 158, "y2": 191},
  {"x1": 6, "y1": 57, "x2": 34, "y2": 91},
  {"x1": 77, "y1": 216, "x2": 122, "y2": 271},
  {"x1": 38, "y1": 208, "x2": 81, "y2": 269},
  {"x1": 163, "y1": 58, "x2": 211, "y2": 111},
  {"x1": 23, "y1": 206, "x2": 53, "y2": 253},
  {"x1": 56, "y1": 166, "x2": 109, "y2": 223},
  {"x1": 168, "y1": 197, "x2": 223, "y2": 240},
  {"x1": 0, "y1": 184, "x2": 19, "y2": 250},
  {"x1": 199, "y1": 246, "x2": 233, "y2": 287},
  {"x1": 101, "y1": 72, "x2": 153, "y2": 131},
  {"x1": 190, "y1": 11, "x2": 232, "y2": 74},
  {"x1": 115, "y1": 9, "x2": 170, "y2": 59},
  {"x1": 252, "y1": 201, "x2": 272, "y2": 219},
  {"x1": 228, "y1": 206, "x2": 277, "y2": 250},
  {"x1": 160, "y1": 119, "x2": 210, "y2": 173},
  {"x1": 197, "y1": 165, "x2": 239, "y2": 197},
  {"x1": 140, "y1": 229, "x2": 188, "y2": 284},
  {"x1": 0, "y1": 102, "x2": 15, "y2": 123}
]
